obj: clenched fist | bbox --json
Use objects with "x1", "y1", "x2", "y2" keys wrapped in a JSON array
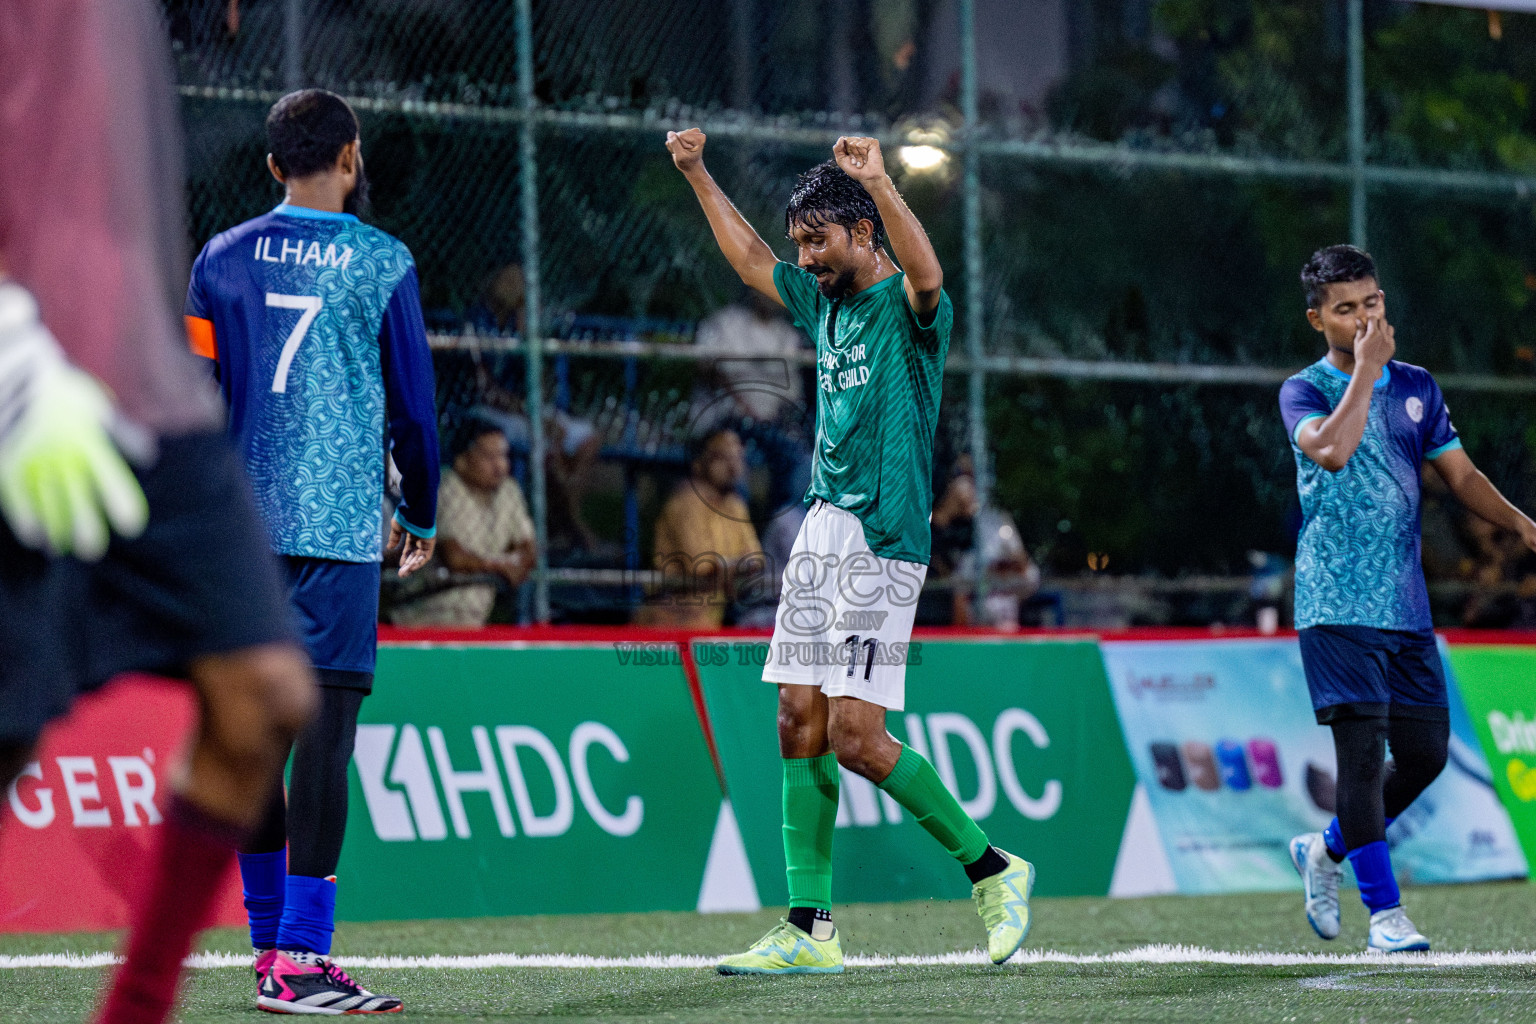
[
  {"x1": 666, "y1": 128, "x2": 707, "y2": 174},
  {"x1": 833, "y1": 136, "x2": 888, "y2": 184}
]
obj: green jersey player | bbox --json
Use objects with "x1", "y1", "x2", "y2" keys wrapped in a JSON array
[{"x1": 666, "y1": 127, "x2": 1034, "y2": 973}]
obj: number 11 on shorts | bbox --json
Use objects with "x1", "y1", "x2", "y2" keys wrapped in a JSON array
[{"x1": 845, "y1": 635, "x2": 877, "y2": 681}]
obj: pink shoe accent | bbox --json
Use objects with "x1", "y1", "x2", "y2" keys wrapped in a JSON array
[
  {"x1": 257, "y1": 950, "x2": 403, "y2": 1015},
  {"x1": 258, "y1": 950, "x2": 309, "y2": 1004}
]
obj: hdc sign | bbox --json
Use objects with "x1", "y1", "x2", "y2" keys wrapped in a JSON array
[
  {"x1": 0, "y1": 676, "x2": 245, "y2": 933},
  {"x1": 336, "y1": 645, "x2": 725, "y2": 919},
  {"x1": 697, "y1": 638, "x2": 1138, "y2": 903},
  {"x1": 354, "y1": 722, "x2": 645, "y2": 841},
  {"x1": 834, "y1": 710, "x2": 1063, "y2": 829}
]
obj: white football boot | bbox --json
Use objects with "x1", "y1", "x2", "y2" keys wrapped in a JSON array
[
  {"x1": 1288, "y1": 832, "x2": 1342, "y2": 940},
  {"x1": 1367, "y1": 906, "x2": 1430, "y2": 953}
]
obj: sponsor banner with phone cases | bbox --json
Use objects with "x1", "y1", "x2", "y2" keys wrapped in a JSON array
[{"x1": 1101, "y1": 638, "x2": 1527, "y2": 895}]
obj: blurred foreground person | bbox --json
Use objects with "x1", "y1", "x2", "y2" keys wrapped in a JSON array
[
  {"x1": 1282, "y1": 245, "x2": 1536, "y2": 953},
  {"x1": 187, "y1": 88, "x2": 439, "y2": 1014},
  {"x1": 0, "y1": 2, "x2": 316, "y2": 1022}
]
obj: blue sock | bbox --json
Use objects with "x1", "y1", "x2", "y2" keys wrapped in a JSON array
[
  {"x1": 1323, "y1": 818, "x2": 1346, "y2": 859},
  {"x1": 1323, "y1": 815, "x2": 1396, "y2": 860},
  {"x1": 1346, "y1": 840, "x2": 1401, "y2": 913},
  {"x1": 237, "y1": 850, "x2": 287, "y2": 951},
  {"x1": 277, "y1": 875, "x2": 337, "y2": 955}
]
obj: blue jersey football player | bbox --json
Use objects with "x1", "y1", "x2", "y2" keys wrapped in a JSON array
[
  {"x1": 1282, "y1": 245, "x2": 1536, "y2": 953},
  {"x1": 185, "y1": 90, "x2": 439, "y2": 1014}
]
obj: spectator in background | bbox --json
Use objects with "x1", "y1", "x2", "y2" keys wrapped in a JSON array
[
  {"x1": 694, "y1": 288, "x2": 807, "y2": 424},
  {"x1": 1459, "y1": 512, "x2": 1536, "y2": 628},
  {"x1": 470, "y1": 263, "x2": 530, "y2": 335},
  {"x1": 392, "y1": 422, "x2": 536, "y2": 627},
  {"x1": 924, "y1": 462, "x2": 1039, "y2": 629},
  {"x1": 467, "y1": 263, "x2": 602, "y2": 551},
  {"x1": 693, "y1": 290, "x2": 813, "y2": 516},
  {"x1": 736, "y1": 500, "x2": 809, "y2": 628},
  {"x1": 637, "y1": 428, "x2": 767, "y2": 628}
]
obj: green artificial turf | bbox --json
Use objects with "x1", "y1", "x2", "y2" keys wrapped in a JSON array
[{"x1": 4, "y1": 882, "x2": 1536, "y2": 1022}]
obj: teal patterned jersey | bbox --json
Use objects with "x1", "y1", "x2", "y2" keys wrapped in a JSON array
[
  {"x1": 1279, "y1": 358, "x2": 1461, "y2": 630},
  {"x1": 187, "y1": 205, "x2": 439, "y2": 562}
]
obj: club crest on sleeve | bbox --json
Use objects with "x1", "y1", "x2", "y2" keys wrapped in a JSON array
[{"x1": 1405, "y1": 397, "x2": 1424, "y2": 423}]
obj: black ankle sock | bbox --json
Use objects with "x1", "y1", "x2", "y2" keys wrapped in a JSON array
[
  {"x1": 964, "y1": 846, "x2": 1010, "y2": 884},
  {"x1": 787, "y1": 907, "x2": 831, "y2": 934}
]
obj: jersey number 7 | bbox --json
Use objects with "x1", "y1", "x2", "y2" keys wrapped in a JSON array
[{"x1": 265, "y1": 292, "x2": 323, "y2": 393}]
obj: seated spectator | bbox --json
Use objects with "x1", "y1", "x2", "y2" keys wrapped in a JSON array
[
  {"x1": 465, "y1": 263, "x2": 602, "y2": 551},
  {"x1": 467, "y1": 263, "x2": 529, "y2": 336},
  {"x1": 636, "y1": 428, "x2": 766, "y2": 628},
  {"x1": 735, "y1": 500, "x2": 808, "y2": 628},
  {"x1": 391, "y1": 422, "x2": 536, "y2": 627},
  {"x1": 1460, "y1": 512, "x2": 1536, "y2": 628},
  {"x1": 693, "y1": 291, "x2": 813, "y2": 515},
  {"x1": 924, "y1": 464, "x2": 1039, "y2": 629},
  {"x1": 694, "y1": 289, "x2": 807, "y2": 425}
]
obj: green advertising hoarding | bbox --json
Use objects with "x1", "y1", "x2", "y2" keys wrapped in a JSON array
[
  {"x1": 1446, "y1": 645, "x2": 1536, "y2": 870},
  {"x1": 336, "y1": 645, "x2": 721, "y2": 919},
  {"x1": 696, "y1": 638, "x2": 1136, "y2": 905}
]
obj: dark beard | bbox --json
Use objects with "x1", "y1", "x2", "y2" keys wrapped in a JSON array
[
  {"x1": 343, "y1": 164, "x2": 372, "y2": 218},
  {"x1": 812, "y1": 266, "x2": 856, "y2": 299}
]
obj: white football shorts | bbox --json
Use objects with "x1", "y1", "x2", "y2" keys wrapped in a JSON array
[{"x1": 762, "y1": 500, "x2": 927, "y2": 710}]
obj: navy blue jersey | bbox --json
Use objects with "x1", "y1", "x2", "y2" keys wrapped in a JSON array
[
  {"x1": 186, "y1": 204, "x2": 439, "y2": 562},
  {"x1": 1279, "y1": 358, "x2": 1460, "y2": 631}
]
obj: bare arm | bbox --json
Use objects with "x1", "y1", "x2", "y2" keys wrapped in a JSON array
[
  {"x1": 1431, "y1": 448, "x2": 1536, "y2": 553},
  {"x1": 833, "y1": 136, "x2": 943, "y2": 315},
  {"x1": 439, "y1": 536, "x2": 534, "y2": 587},
  {"x1": 1296, "y1": 318, "x2": 1394, "y2": 472},
  {"x1": 665, "y1": 129, "x2": 782, "y2": 304}
]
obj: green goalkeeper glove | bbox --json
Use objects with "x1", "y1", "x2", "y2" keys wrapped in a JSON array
[{"x1": 0, "y1": 282, "x2": 149, "y2": 560}]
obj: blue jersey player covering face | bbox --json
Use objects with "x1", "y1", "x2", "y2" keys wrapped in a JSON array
[
  {"x1": 1281, "y1": 245, "x2": 1536, "y2": 954},
  {"x1": 185, "y1": 90, "x2": 439, "y2": 1015}
]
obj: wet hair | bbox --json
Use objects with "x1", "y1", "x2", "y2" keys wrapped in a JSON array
[
  {"x1": 784, "y1": 161, "x2": 885, "y2": 249},
  {"x1": 266, "y1": 89, "x2": 360, "y2": 179},
  {"x1": 1301, "y1": 244, "x2": 1377, "y2": 309}
]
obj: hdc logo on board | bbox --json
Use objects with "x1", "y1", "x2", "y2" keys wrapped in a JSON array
[
  {"x1": 353, "y1": 722, "x2": 644, "y2": 841},
  {"x1": 5, "y1": 753, "x2": 163, "y2": 830},
  {"x1": 835, "y1": 709, "x2": 1063, "y2": 829}
]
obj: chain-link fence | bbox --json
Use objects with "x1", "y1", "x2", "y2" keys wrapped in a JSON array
[{"x1": 167, "y1": 0, "x2": 1536, "y2": 628}]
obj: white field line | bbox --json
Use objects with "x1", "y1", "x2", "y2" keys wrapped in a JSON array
[
  {"x1": 8, "y1": 945, "x2": 1536, "y2": 971},
  {"x1": 1301, "y1": 971, "x2": 1536, "y2": 994}
]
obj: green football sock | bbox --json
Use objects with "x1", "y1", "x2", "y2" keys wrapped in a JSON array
[
  {"x1": 878, "y1": 745, "x2": 991, "y2": 864},
  {"x1": 782, "y1": 753, "x2": 839, "y2": 911}
]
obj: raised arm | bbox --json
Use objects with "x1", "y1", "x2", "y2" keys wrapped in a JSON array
[
  {"x1": 833, "y1": 136, "x2": 943, "y2": 316},
  {"x1": 666, "y1": 129, "x2": 782, "y2": 304},
  {"x1": 1431, "y1": 448, "x2": 1536, "y2": 554},
  {"x1": 1296, "y1": 317, "x2": 1393, "y2": 472}
]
